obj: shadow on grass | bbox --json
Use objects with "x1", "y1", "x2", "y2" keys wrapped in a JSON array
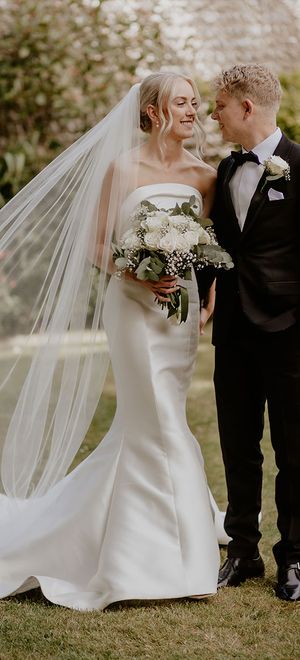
[
  {"x1": 7, "y1": 587, "x2": 55, "y2": 607},
  {"x1": 106, "y1": 595, "x2": 213, "y2": 613}
]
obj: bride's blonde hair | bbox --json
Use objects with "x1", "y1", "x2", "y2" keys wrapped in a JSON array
[{"x1": 140, "y1": 71, "x2": 205, "y2": 156}]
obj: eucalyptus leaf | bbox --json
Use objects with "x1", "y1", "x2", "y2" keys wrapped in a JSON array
[
  {"x1": 181, "y1": 202, "x2": 190, "y2": 215},
  {"x1": 147, "y1": 271, "x2": 160, "y2": 281},
  {"x1": 135, "y1": 256, "x2": 151, "y2": 280},
  {"x1": 150, "y1": 260, "x2": 164, "y2": 275},
  {"x1": 179, "y1": 286, "x2": 189, "y2": 323},
  {"x1": 112, "y1": 243, "x2": 124, "y2": 260},
  {"x1": 114, "y1": 257, "x2": 127, "y2": 269},
  {"x1": 167, "y1": 306, "x2": 177, "y2": 319},
  {"x1": 140, "y1": 200, "x2": 158, "y2": 212},
  {"x1": 201, "y1": 217, "x2": 213, "y2": 228},
  {"x1": 169, "y1": 203, "x2": 181, "y2": 215}
]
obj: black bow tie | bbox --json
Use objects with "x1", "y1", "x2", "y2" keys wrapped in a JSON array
[{"x1": 231, "y1": 150, "x2": 260, "y2": 166}]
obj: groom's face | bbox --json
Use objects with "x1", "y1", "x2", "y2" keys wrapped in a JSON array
[{"x1": 211, "y1": 91, "x2": 245, "y2": 143}]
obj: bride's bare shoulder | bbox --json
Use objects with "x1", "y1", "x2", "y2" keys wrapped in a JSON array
[
  {"x1": 113, "y1": 147, "x2": 141, "y2": 178},
  {"x1": 183, "y1": 150, "x2": 217, "y2": 192},
  {"x1": 185, "y1": 149, "x2": 216, "y2": 175}
]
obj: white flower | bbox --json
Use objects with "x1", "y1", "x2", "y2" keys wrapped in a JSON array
[
  {"x1": 159, "y1": 228, "x2": 178, "y2": 252},
  {"x1": 197, "y1": 227, "x2": 212, "y2": 245},
  {"x1": 142, "y1": 211, "x2": 170, "y2": 231},
  {"x1": 175, "y1": 234, "x2": 191, "y2": 251},
  {"x1": 264, "y1": 155, "x2": 290, "y2": 180},
  {"x1": 121, "y1": 228, "x2": 141, "y2": 250},
  {"x1": 144, "y1": 230, "x2": 162, "y2": 249},
  {"x1": 169, "y1": 214, "x2": 188, "y2": 228},
  {"x1": 184, "y1": 230, "x2": 201, "y2": 247},
  {"x1": 188, "y1": 219, "x2": 200, "y2": 231}
]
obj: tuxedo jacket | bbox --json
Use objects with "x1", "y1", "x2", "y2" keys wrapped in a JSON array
[{"x1": 210, "y1": 133, "x2": 300, "y2": 345}]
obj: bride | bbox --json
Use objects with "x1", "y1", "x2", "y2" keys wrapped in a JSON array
[{"x1": 0, "y1": 71, "x2": 227, "y2": 611}]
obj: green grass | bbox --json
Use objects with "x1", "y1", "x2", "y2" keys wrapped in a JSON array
[{"x1": 1, "y1": 328, "x2": 300, "y2": 660}]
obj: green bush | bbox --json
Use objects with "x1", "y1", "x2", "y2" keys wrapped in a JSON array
[
  {"x1": 0, "y1": 0, "x2": 179, "y2": 336},
  {"x1": 278, "y1": 72, "x2": 300, "y2": 143},
  {"x1": 0, "y1": 0, "x2": 175, "y2": 206}
]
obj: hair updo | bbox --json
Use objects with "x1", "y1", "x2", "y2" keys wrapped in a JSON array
[{"x1": 139, "y1": 71, "x2": 205, "y2": 155}]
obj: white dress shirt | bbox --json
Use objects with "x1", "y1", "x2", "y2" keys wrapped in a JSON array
[{"x1": 229, "y1": 127, "x2": 282, "y2": 230}]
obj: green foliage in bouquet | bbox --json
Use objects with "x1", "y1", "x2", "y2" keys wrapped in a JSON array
[{"x1": 113, "y1": 196, "x2": 233, "y2": 323}]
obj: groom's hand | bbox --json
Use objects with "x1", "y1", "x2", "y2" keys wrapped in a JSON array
[
  {"x1": 199, "y1": 280, "x2": 216, "y2": 335},
  {"x1": 199, "y1": 306, "x2": 212, "y2": 335}
]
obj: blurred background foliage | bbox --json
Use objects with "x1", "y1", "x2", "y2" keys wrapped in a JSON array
[
  {"x1": 0, "y1": 0, "x2": 178, "y2": 206},
  {"x1": 1, "y1": 0, "x2": 300, "y2": 205},
  {"x1": 1, "y1": 0, "x2": 300, "y2": 334},
  {"x1": 277, "y1": 71, "x2": 300, "y2": 144}
]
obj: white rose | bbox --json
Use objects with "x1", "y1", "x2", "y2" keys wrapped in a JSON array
[
  {"x1": 142, "y1": 211, "x2": 170, "y2": 231},
  {"x1": 159, "y1": 228, "x2": 178, "y2": 253},
  {"x1": 169, "y1": 214, "x2": 187, "y2": 228},
  {"x1": 175, "y1": 234, "x2": 191, "y2": 251},
  {"x1": 184, "y1": 230, "x2": 201, "y2": 247},
  {"x1": 188, "y1": 219, "x2": 200, "y2": 231},
  {"x1": 121, "y1": 229, "x2": 141, "y2": 250},
  {"x1": 197, "y1": 227, "x2": 211, "y2": 245},
  {"x1": 264, "y1": 155, "x2": 290, "y2": 177},
  {"x1": 144, "y1": 231, "x2": 162, "y2": 249}
]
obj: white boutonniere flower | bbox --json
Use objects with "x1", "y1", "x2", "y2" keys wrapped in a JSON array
[{"x1": 261, "y1": 155, "x2": 290, "y2": 191}]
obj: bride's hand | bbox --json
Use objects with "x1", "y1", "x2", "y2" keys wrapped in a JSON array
[
  {"x1": 150, "y1": 275, "x2": 179, "y2": 302},
  {"x1": 125, "y1": 271, "x2": 178, "y2": 302}
]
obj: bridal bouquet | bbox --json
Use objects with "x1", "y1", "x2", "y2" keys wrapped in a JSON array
[{"x1": 112, "y1": 196, "x2": 233, "y2": 323}]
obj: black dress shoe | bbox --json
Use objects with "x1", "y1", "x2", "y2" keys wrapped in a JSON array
[
  {"x1": 218, "y1": 555, "x2": 265, "y2": 588},
  {"x1": 276, "y1": 562, "x2": 300, "y2": 601}
]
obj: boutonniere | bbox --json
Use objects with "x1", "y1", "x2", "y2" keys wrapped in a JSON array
[{"x1": 261, "y1": 156, "x2": 290, "y2": 192}]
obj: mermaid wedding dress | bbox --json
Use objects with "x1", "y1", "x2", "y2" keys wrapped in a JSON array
[{"x1": 0, "y1": 183, "x2": 222, "y2": 611}]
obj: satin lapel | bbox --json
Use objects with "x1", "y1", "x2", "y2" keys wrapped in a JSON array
[
  {"x1": 241, "y1": 134, "x2": 292, "y2": 239},
  {"x1": 223, "y1": 157, "x2": 241, "y2": 237},
  {"x1": 240, "y1": 170, "x2": 268, "y2": 238}
]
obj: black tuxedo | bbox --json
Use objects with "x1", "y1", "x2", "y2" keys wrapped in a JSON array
[
  {"x1": 210, "y1": 134, "x2": 300, "y2": 564},
  {"x1": 212, "y1": 133, "x2": 300, "y2": 342}
]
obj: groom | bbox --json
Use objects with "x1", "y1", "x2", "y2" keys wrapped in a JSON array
[{"x1": 210, "y1": 63, "x2": 300, "y2": 601}]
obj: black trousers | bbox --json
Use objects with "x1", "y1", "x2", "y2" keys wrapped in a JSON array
[{"x1": 214, "y1": 314, "x2": 300, "y2": 565}]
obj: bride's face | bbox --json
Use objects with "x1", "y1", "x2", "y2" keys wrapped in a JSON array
[{"x1": 166, "y1": 79, "x2": 198, "y2": 140}]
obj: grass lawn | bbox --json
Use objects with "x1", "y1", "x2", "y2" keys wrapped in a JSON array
[{"x1": 0, "y1": 328, "x2": 300, "y2": 660}]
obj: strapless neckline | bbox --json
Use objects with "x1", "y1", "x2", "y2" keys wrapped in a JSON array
[
  {"x1": 121, "y1": 184, "x2": 203, "y2": 227},
  {"x1": 125, "y1": 183, "x2": 202, "y2": 205}
]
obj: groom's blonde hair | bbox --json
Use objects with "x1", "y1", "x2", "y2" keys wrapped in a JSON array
[{"x1": 213, "y1": 64, "x2": 282, "y2": 111}]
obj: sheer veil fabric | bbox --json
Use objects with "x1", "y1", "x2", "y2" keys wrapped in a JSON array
[
  {"x1": 0, "y1": 84, "x2": 141, "y2": 499},
  {"x1": 0, "y1": 82, "x2": 231, "y2": 608}
]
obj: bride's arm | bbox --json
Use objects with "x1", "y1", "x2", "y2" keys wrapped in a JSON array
[
  {"x1": 91, "y1": 167, "x2": 178, "y2": 300},
  {"x1": 90, "y1": 165, "x2": 117, "y2": 274}
]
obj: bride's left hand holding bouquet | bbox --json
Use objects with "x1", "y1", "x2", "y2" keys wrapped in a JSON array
[{"x1": 112, "y1": 195, "x2": 233, "y2": 323}]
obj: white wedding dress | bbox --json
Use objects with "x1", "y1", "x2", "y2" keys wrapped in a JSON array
[{"x1": 0, "y1": 183, "x2": 222, "y2": 611}]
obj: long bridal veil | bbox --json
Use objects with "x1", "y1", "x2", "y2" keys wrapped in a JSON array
[{"x1": 0, "y1": 83, "x2": 141, "y2": 499}]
